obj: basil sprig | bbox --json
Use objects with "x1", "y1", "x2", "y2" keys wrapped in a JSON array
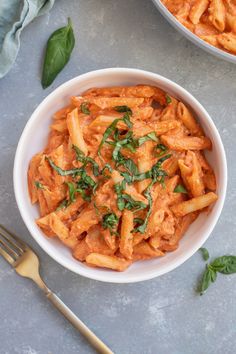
[
  {"x1": 198, "y1": 249, "x2": 236, "y2": 295},
  {"x1": 42, "y1": 18, "x2": 75, "y2": 88}
]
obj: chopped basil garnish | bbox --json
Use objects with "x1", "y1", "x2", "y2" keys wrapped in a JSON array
[
  {"x1": 174, "y1": 185, "x2": 188, "y2": 194},
  {"x1": 80, "y1": 102, "x2": 90, "y2": 115},
  {"x1": 34, "y1": 181, "x2": 45, "y2": 190},
  {"x1": 166, "y1": 95, "x2": 172, "y2": 105},
  {"x1": 102, "y1": 212, "x2": 119, "y2": 233},
  {"x1": 73, "y1": 145, "x2": 99, "y2": 176},
  {"x1": 114, "y1": 105, "x2": 132, "y2": 115}
]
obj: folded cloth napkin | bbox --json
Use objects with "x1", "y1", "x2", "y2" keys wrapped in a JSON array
[{"x1": 0, "y1": 0, "x2": 55, "y2": 78}]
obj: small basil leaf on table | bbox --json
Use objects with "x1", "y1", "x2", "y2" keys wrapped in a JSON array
[
  {"x1": 199, "y1": 247, "x2": 210, "y2": 261},
  {"x1": 211, "y1": 256, "x2": 236, "y2": 274},
  {"x1": 42, "y1": 18, "x2": 75, "y2": 89},
  {"x1": 200, "y1": 265, "x2": 217, "y2": 295}
]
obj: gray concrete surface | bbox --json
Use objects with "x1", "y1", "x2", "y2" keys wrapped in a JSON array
[{"x1": 0, "y1": 1, "x2": 236, "y2": 353}]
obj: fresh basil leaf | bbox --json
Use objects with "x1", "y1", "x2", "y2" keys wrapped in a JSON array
[
  {"x1": 81, "y1": 102, "x2": 90, "y2": 115},
  {"x1": 156, "y1": 153, "x2": 172, "y2": 166},
  {"x1": 114, "y1": 106, "x2": 132, "y2": 115},
  {"x1": 156, "y1": 143, "x2": 167, "y2": 152},
  {"x1": 134, "y1": 218, "x2": 144, "y2": 225},
  {"x1": 122, "y1": 112, "x2": 133, "y2": 128},
  {"x1": 120, "y1": 172, "x2": 133, "y2": 184},
  {"x1": 66, "y1": 181, "x2": 76, "y2": 203},
  {"x1": 200, "y1": 265, "x2": 217, "y2": 295},
  {"x1": 166, "y1": 95, "x2": 172, "y2": 105},
  {"x1": 211, "y1": 256, "x2": 236, "y2": 274},
  {"x1": 56, "y1": 199, "x2": 69, "y2": 211},
  {"x1": 101, "y1": 163, "x2": 113, "y2": 178},
  {"x1": 117, "y1": 197, "x2": 126, "y2": 211},
  {"x1": 138, "y1": 132, "x2": 158, "y2": 146},
  {"x1": 42, "y1": 18, "x2": 75, "y2": 89},
  {"x1": 73, "y1": 145, "x2": 99, "y2": 177},
  {"x1": 73, "y1": 145, "x2": 86, "y2": 162},
  {"x1": 98, "y1": 118, "x2": 121, "y2": 155},
  {"x1": 199, "y1": 247, "x2": 210, "y2": 261},
  {"x1": 102, "y1": 212, "x2": 119, "y2": 231},
  {"x1": 134, "y1": 181, "x2": 153, "y2": 234},
  {"x1": 156, "y1": 143, "x2": 168, "y2": 157},
  {"x1": 121, "y1": 194, "x2": 146, "y2": 211},
  {"x1": 47, "y1": 157, "x2": 82, "y2": 176},
  {"x1": 174, "y1": 185, "x2": 188, "y2": 194},
  {"x1": 34, "y1": 181, "x2": 45, "y2": 190},
  {"x1": 117, "y1": 156, "x2": 139, "y2": 176}
]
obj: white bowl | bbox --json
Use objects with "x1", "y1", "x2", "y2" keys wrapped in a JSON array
[
  {"x1": 14, "y1": 68, "x2": 227, "y2": 283},
  {"x1": 152, "y1": 0, "x2": 236, "y2": 65}
]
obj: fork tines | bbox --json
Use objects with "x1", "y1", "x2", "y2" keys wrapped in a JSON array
[{"x1": 0, "y1": 224, "x2": 26, "y2": 264}]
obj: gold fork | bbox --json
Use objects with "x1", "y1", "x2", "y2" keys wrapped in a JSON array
[{"x1": 0, "y1": 224, "x2": 114, "y2": 354}]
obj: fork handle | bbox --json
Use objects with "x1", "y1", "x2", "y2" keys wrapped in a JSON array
[{"x1": 45, "y1": 290, "x2": 114, "y2": 354}]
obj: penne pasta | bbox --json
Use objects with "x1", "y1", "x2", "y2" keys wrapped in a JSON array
[
  {"x1": 28, "y1": 84, "x2": 218, "y2": 272},
  {"x1": 161, "y1": 0, "x2": 236, "y2": 55},
  {"x1": 171, "y1": 192, "x2": 218, "y2": 217},
  {"x1": 120, "y1": 210, "x2": 134, "y2": 259}
]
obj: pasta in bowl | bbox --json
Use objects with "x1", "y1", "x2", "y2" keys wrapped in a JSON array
[
  {"x1": 14, "y1": 68, "x2": 227, "y2": 282},
  {"x1": 153, "y1": 0, "x2": 236, "y2": 64}
]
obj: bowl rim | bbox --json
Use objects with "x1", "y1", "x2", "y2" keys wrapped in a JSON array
[
  {"x1": 152, "y1": 0, "x2": 236, "y2": 64},
  {"x1": 13, "y1": 68, "x2": 228, "y2": 283}
]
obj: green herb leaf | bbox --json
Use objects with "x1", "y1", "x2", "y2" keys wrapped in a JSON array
[
  {"x1": 174, "y1": 185, "x2": 188, "y2": 194},
  {"x1": 114, "y1": 106, "x2": 132, "y2": 115},
  {"x1": 47, "y1": 157, "x2": 82, "y2": 176},
  {"x1": 199, "y1": 265, "x2": 217, "y2": 295},
  {"x1": 138, "y1": 132, "x2": 158, "y2": 146},
  {"x1": 166, "y1": 95, "x2": 172, "y2": 105},
  {"x1": 122, "y1": 112, "x2": 133, "y2": 128},
  {"x1": 81, "y1": 102, "x2": 90, "y2": 115},
  {"x1": 102, "y1": 213, "x2": 119, "y2": 232},
  {"x1": 199, "y1": 247, "x2": 210, "y2": 261},
  {"x1": 73, "y1": 145, "x2": 99, "y2": 177},
  {"x1": 155, "y1": 143, "x2": 168, "y2": 157},
  {"x1": 211, "y1": 256, "x2": 236, "y2": 274},
  {"x1": 66, "y1": 182, "x2": 76, "y2": 203},
  {"x1": 42, "y1": 18, "x2": 75, "y2": 89},
  {"x1": 134, "y1": 182, "x2": 153, "y2": 234},
  {"x1": 134, "y1": 218, "x2": 144, "y2": 225},
  {"x1": 98, "y1": 118, "x2": 121, "y2": 156},
  {"x1": 101, "y1": 163, "x2": 113, "y2": 178},
  {"x1": 121, "y1": 194, "x2": 146, "y2": 211},
  {"x1": 56, "y1": 199, "x2": 69, "y2": 211},
  {"x1": 34, "y1": 181, "x2": 45, "y2": 190}
]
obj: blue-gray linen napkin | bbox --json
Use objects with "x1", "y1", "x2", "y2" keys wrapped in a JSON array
[{"x1": 0, "y1": 0, "x2": 54, "y2": 78}]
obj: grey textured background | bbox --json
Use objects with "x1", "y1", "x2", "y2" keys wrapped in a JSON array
[{"x1": 0, "y1": 1, "x2": 236, "y2": 353}]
